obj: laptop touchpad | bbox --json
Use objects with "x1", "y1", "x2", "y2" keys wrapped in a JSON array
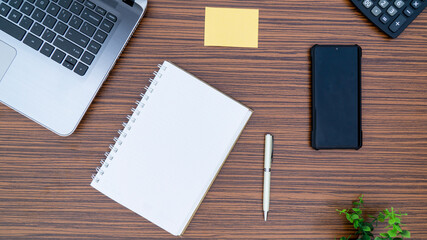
[{"x1": 0, "y1": 40, "x2": 17, "y2": 82}]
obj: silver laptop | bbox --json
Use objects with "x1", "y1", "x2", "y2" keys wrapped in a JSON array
[{"x1": 0, "y1": 0, "x2": 147, "y2": 136}]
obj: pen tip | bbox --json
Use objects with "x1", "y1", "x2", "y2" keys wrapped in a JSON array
[{"x1": 264, "y1": 211, "x2": 268, "y2": 221}]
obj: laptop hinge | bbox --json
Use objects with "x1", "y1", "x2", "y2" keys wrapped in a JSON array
[{"x1": 122, "y1": 0, "x2": 134, "y2": 7}]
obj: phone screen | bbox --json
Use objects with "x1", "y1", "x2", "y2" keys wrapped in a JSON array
[{"x1": 311, "y1": 45, "x2": 362, "y2": 150}]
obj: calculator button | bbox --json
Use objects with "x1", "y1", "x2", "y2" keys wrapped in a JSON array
[
  {"x1": 411, "y1": 0, "x2": 421, "y2": 9},
  {"x1": 403, "y1": 7, "x2": 414, "y2": 16},
  {"x1": 363, "y1": 0, "x2": 374, "y2": 8},
  {"x1": 380, "y1": 14, "x2": 391, "y2": 23},
  {"x1": 379, "y1": 0, "x2": 390, "y2": 8},
  {"x1": 394, "y1": 0, "x2": 405, "y2": 8},
  {"x1": 387, "y1": 6, "x2": 398, "y2": 16},
  {"x1": 389, "y1": 14, "x2": 406, "y2": 32},
  {"x1": 371, "y1": 6, "x2": 382, "y2": 16}
]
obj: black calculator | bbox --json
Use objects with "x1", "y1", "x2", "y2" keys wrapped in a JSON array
[{"x1": 351, "y1": 0, "x2": 426, "y2": 38}]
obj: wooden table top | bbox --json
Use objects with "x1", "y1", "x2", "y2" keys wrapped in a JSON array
[{"x1": 1, "y1": 0, "x2": 426, "y2": 239}]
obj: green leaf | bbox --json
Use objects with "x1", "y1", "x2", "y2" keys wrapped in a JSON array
[
  {"x1": 352, "y1": 214, "x2": 359, "y2": 220},
  {"x1": 385, "y1": 209, "x2": 390, "y2": 215},
  {"x1": 346, "y1": 213, "x2": 353, "y2": 223},
  {"x1": 378, "y1": 212, "x2": 385, "y2": 222},
  {"x1": 367, "y1": 222, "x2": 374, "y2": 231},
  {"x1": 389, "y1": 218, "x2": 396, "y2": 225},
  {"x1": 374, "y1": 237, "x2": 383, "y2": 240},
  {"x1": 393, "y1": 238, "x2": 403, "y2": 240},
  {"x1": 388, "y1": 229, "x2": 398, "y2": 238},
  {"x1": 339, "y1": 237, "x2": 347, "y2": 240},
  {"x1": 362, "y1": 226, "x2": 371, "y2": 232},
  {"x1": 401, "y1": 230, "x2": 411, "y2": 238},
  {"x1": 353, "y1": 208, "x2": 361, "y2": 213},
  {"x1": 394, "y1": 224, "x2": 402, "y2": 232},
  {"x1": 362, "y1": 235, "x2": 370, "y2": 240},
  {"x1": 380, "y1": 233, "x2": 389, "y2": 237}
]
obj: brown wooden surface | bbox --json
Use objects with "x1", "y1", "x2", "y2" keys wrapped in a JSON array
[{"x1": 1, "y1": 0, "x2": 427, "y2": 239}]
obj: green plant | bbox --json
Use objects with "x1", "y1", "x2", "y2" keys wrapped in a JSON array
[{"x1": 336, "y1": 195, "x2": 411, "y2": 240}]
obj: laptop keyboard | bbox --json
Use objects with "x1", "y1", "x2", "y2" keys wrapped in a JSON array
[{"x1": 0, "y1": 0, "x2": 117, "y2": 76}]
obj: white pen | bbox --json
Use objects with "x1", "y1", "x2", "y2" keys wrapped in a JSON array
[{"x1": 263, "y1": 133, "x2": 273, "y2": 221}]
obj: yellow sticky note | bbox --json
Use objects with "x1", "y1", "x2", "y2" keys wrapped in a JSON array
[{"x1": 204, "y1": 7, "x2": 259, "y2": 48}]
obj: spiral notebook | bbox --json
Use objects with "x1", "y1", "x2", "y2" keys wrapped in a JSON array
[{"x1": 90, "y1": 61, "x2": 252, "y2": 236}]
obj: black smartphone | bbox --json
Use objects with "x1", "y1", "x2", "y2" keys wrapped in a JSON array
[{"x1": 311, "y1": 45, "x2": 362, "y2": 150}]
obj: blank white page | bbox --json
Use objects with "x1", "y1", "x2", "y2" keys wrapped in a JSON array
[{"x1": 91, "y1": 61, "x2": 252, "y2": 236}]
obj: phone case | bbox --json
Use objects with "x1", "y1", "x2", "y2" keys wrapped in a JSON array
[{"x1": 311, "y1": 45, "x2": 362, "y2": 150}]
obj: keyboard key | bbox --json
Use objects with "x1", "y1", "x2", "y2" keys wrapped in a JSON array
[
  {"x1": 363, "y1": 0, "x2": 373, "y2": 8},
  {"x1": 387, "y1": 6, "x2": 398, "y2": 16},
  {"x1": 27, "y1": 0, "x2": 36, "y2": 3},
  {"x1": 42, "y1": 14, "x2": 56, "y2": 28},
  {"x1": 53, "y1": 35, "x2": 83, "y2": 58},
  {"x1": 81, "y1": 8, "x2": 102, "y2": 26},
  {"x1": 100, "y1": 19, "x2": 113, "y2": 33},
  {"x1": 41, "y1": 28, "x2": 55, "y2": 42},
  {"x1": 53, "y1": 20, "x2": 67, "y2": 34},
  {"x1": 411, "y1": 0, "x2": 421, "y2": 9},
  {"x1": 394, "y1": 0, "x2": 405, "y2": 8},
  {"x1": 0, "y1": 15, "x2": 26, "y2": 40},
  {"x1": 9, "y1": 0, "x2": 23, "y2": 9},
  {"x1": 63, "y1": 56, "x2": 76, "y2": 70},
  {"x1": 371, "y1": 6, "x2": 382, "y2": 16},
  {"x1": 81, "y1": 51, "x2": 94, "y2": 65},
  {"x1": 58, "y1": 0, "x2": 72, "y2": 9},
  {"x1": 95, "y1": 6, "x2": 106, "y2": 16},
  {"x1": 19, "y1": 15, "x2": 33, "y2": 29},
  {"x1": 40, "y1": 42, "x2": 54, "y2": 57},
  {"x1": 74, "y1": 62, "x2": 88, "y2": 76},
  {"x1": 23, "y1": 32, "x2": 43, "y2": 50},
  {"x1": 106, "y1": 12, "x2": 117, "y2": 22},
  {"x1": 58, "y1": 9, "x2": 71, "y2": 23},
  {"x1": 31, "y1": 8, "x2": 45, "y2": 22},
  {"x1": 69, "y1": 15, "x2": 82, "y2": 29},
  {"x1": 64, "y1": 55, "x2": 76, "y2": 65},
  {"x1": 0, "y1": 3, "x2": 11, "y2": 17},
  {"x1": 8, "y1": 9, "x2": 22, "y2": 23},
  {"x1": 380, "y1": 14, "x2": 391, "y2": 23},
  {"x1": 80, "y1": 21, "x2": 95, "y2": 36},
  {"x1": 93, "y1": 30, "x2": 107, "y2": 43},
  {"x1": 46, "y1": 2, "x2": 60, "y2": 16},
  {"x1": 30, "y1": 21, "x2": 44, "y2": 35},
  {"x1": 404, "y1": 7, "x2": 414, "y2": 16},
  {"x1": 51, "y1": 49, "x2": 65, "y2": 63},
  {"x1": 84, "y1": 0, "x2": 95, "y2": 9},
  {"x1": 87, "y1": 40, "x2": 100, "y2": 54},
  {"x1": 35, "y1": 0, "x2": 49, "y2": 10},
  {"x1": 66, "y1": 27, "x2": 89, "y2": 47},
  {"x1": 379, "y1": 0, "x2": 389, "y2": 8},
  {"x1": 389, "y1": 14, "x2": 406, "y2": 32},
  {"x1": 69, "y1": 2, "x2": 83, "y2": 15},
  {"x1": 20, "y1": 2, "x2": 34, "y2": 15}
]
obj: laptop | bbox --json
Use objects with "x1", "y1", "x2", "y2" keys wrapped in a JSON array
[{"x1": 0, "y1": 0, "x2": 147, "y2": 136}]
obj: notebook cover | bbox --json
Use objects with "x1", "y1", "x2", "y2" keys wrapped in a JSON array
[{"x1": 91, "y1": 61, "x2": 252, "y2": 236}]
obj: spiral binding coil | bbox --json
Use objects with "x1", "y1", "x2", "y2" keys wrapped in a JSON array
[{"x1": 91, "y1": 63, "x2": 165, "y2": 183}]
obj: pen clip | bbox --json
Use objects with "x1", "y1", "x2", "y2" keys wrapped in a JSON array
[{"x1": 270, "y1": 135, "x2": 274, "y2": 164}]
